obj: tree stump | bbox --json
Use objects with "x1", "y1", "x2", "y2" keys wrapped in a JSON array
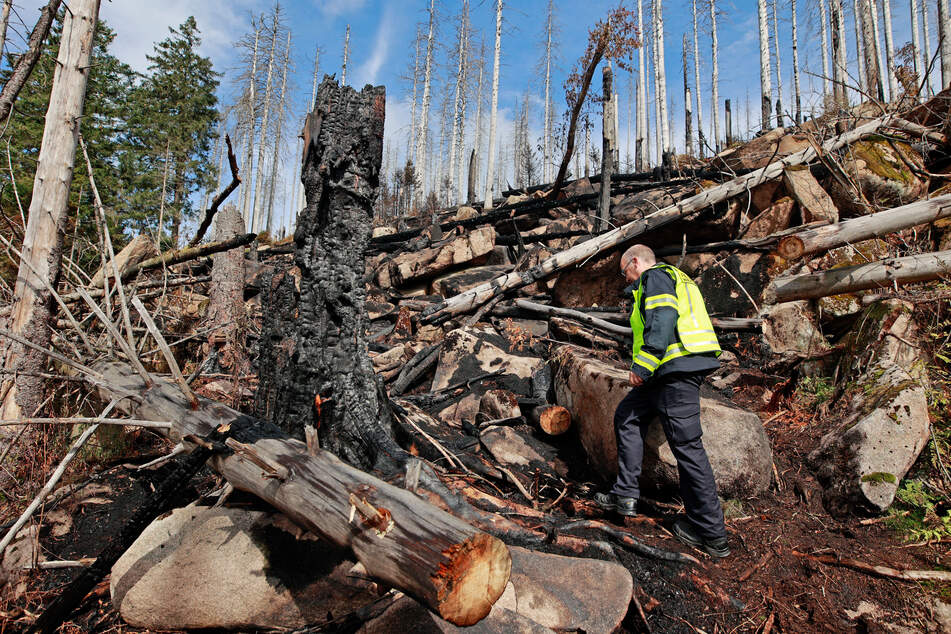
[{"x1": 255, "y1": 78, "x2": 399, "y2": 472}]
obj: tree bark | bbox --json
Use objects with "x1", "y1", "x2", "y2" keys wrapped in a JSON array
[
  {"x1": 256, "y1": 79, "x2": 399, "y2": 473},
  {"x1": 96, "y1": 363, "x2": 511, "y2": 627},
  {"x1": 598, "y1": 63, "x2": 615, "y2": 232},
  {"x1": 240, "y1": 19, "x2": 259, "y2": 226},
  {"x1": 1, "y1": 0, "x2": 99, "y2": 426},
  {"x1": 423, "y1": 114, "x2": 895, "y2": 322},
  {"x1": 791, "y1": 0, "x2": 802, "y2": 124},
  {"x1": 251, "y1": 10, "x2": 279, "y2": 233},
  {"x1": 203, "y1": 205, "x2": 247, "y2": 376},
  {"x1": 341, "y1": 24, "x2": 350, "y2": 85},
  {"x1": 0, "y1": 0, "x2": 12, "y2": 63},
  {"x1": 777, "y1": 193, "x2": 951, "y2": 260},
  {"x1": 939, "y1": 0, "x2": 951, "y2": 89},
  {"x1": 543, "y1": 0, "x2": 553, "y2": 182},
  {"x1": 655, "y1": 0, "x2": 670, "y2": 153},
  {"x1": 418, "y1": 2, "x2": 435, "y2": 204},
  {"x1": 265, "y1": 30, "x2": 291, "y2": 235},
  {"x1": 910, "y1": 0, "x2": 922, "y2": 100},
  {"x1": 922, "y1": 0, "x2": 933, "y2": 96},
  {"x1": 859, "y1": 0, "x2": 883, "y2": 102},
  {"x1": 0, "y1": 0, "x2": 63, "y2": 125},
  {"x1": 483, "y1": 0, "x2": 502, "y2": 209},
  {"x1": 636, "y1": 0, "x2": 648, "y2": 169},
  {"x1": 758, "y1": 0, "x2": 772, "y2": 130},
  {"x1": 881, "y1": 0, "x2": 898, "y2": 102},
  {"x1": 692, "y1": 0, "x2": 704, "y2": 157},
  {"x1": 819, "y1": 0, "x2": 832, "y2": 98},
  {"x1": 772, "y1": 0, "x2": 784, "y2": 127},
  {"x1": 683, "y1": 34, "x2": 693, "y2": 154},
  {"x1": 709, "y1": 0, "x2": 720, "y2": 150},
  {"x1": 764, "y1": 249, "x2": 951, "y2": 303},
  {"x1": 830, "y1": 0, "x2": 849, "y2": 109}
]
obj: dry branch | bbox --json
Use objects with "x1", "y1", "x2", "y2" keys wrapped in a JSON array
[
  {"x1": 189, "y1": 134, "x2": 241, "y2": 246},
  {"x1": 0, "y1": 0, "x2": 62, "y2": 124},
  {"x1": 118, "y1": 233, "x2": 256, "y2": 282}
]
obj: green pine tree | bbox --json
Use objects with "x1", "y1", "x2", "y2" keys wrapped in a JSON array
[
  {"x1": 0, "y1": 18, "x2": 137, "y2": 276},
  {"x1": 132, "y1": 16, "x2": 220, "y2": 248}
]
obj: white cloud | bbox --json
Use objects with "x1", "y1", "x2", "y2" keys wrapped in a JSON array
[
  {"x1": 313, "y1": 0, "x2": 368, "y2": 18},
  {"x1": 353, "y1": 7, "x2": 393, "y2": 87}
]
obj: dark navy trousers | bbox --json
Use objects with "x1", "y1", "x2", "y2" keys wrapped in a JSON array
[{"x1": 610, "y1": 371, "x2": 727, "y2": 539}]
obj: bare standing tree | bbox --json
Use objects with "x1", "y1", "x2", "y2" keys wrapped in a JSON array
[
  {"x1": 791, "y1": 0, "x2": 801, "y2": 124},
  {"x1": 758, "y1": 0, "x2": 772, "y2": 130},
  {"x1": 265, "y1": 30, "x2": 291, "y2": 235},
  {"x1": 0, "y1": 0, "x2": 100, "y2": 438},
  {"x1": 692, "y1": 0, "x2": 704, "y2": 157},
  {"x1": 636, "y1": 0, "x2": 648, "y2": 169},
  {"x1": 853, "y1": 0, "x2": 867, "y2": 92},
  {"x1": 341, "y1": 24, "x2": 350, "y2": 85},
  {"x1": 859, "y1": 0, "x2": 883, "y2": 101},
  {"x1": 881, "y1": 0, "x2": 898, "y2": 101},
  {"x1": 417, "y1": 0, "x2": 436, "y2": 204},
  {"x1": 0, "y1": 0, "x2": 11, "y2": 64},
  {"x1": 448, "y1": 0, "x2": 469, "y2": 204},
  {"x1": 869, "y1": 0, "x2": 887, "y2": 100},
  {"x1": 483, "y1": 0, "x2": 502, "y2": 210},
  {"x1": 709, "y1": 0, "x2": 720, "y2": 151},
  {"x1": 819, "y1": 0, "x2": 832, "y2": 98},
  {"x1": 472, "y1": 40, "x2": 485, "y2": 197},
  {"x1": 542, "y1": 0, "x2": 555, "y2": 183},
  {"x1": 654, "y1": 0, "x2": 670, "y2": 153},
  {"x1": 939, "y1": 0, "x2": 951, "y2": 89},
  {"x1": 831, "y1": 0, "x2": 849, "y2": 108},
  {"x1": 251, "y1": 7, "x2": 280, "y2": 233},
  {"x1": 910, "y1": 0, "x2": 922, "y2": 98},
  {"x1": 683, "y1": 33, "x2": 692, "y2": 152},
  {"x1": 771, "y1": 0, "x2": 783, "y2": 126},
  {"x1": 922, "y1": 1, "x2": 934, "y2": 96},
  {"x1": 239, "y1": 19, "x2": 261, "y2": 226}
]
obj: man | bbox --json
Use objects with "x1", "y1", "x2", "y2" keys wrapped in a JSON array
[{"x1": 594, "y1": 244, "x2": 730, "y2": 558}]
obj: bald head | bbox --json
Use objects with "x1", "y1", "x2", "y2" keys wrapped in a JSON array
[{"x1": 620, "y1": 244, "x2": 656, "y2": 282}]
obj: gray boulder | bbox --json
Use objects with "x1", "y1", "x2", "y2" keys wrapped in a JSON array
[
  {"x1": 111, "y1": 505, "x2": 379, "y2": 630},
  {"x1": 553, "y1": 346, "x2": 773, "y2": 498}
]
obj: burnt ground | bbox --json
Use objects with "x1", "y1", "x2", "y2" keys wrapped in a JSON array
[{"x1": 1, "y1": 377, "x2": 949, "y2": 633}]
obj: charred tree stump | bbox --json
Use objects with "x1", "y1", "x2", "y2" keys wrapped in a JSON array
[{"x1": 255, "y1": 78, "x2": 400, "y2": 472}]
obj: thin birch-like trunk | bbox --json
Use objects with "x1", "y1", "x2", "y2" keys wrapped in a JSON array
[
  {"x1": 758, "y1": 0, "x2": 772, "y2": 130},
  {"x1": 636, "y1": 0, "x2": 648, "y2": 169},
  {"x1": 831, "y1": 0, "x2": 849, "y2": 108},
  {"x1": 543, "y1": 0, "x2": 553, "y2": 182},
  {"x1": 410, "y1": 27, "x2": 420, "y2": 165},
  {"x1": 881, "y1": 0, "x2": 898, "y2": 101},
  {"x1": 341, "y1": 24, "x2": 350, "y2": 86},
  {"x1": 241, "y1": 21, "x2": 260, "y2": 227},
  {"x1": 819, "y1": 0, "x2": 832, "y2": 97},
  {"x1": 473, "y1": 42, "x2": 485, "y2": 197},
  {"x1": 922, "y1": 1, "x2": 934, "y2": 96},
  {"x1": 683, "y1": 34, "x2": 692, "y2": 152},
  {"x1": 709, "y1": 0, "x2": 720, "y2": 152},
  {"x1": 910, "y1": 0, "x2": 922, "y2": 97},
  {"x1": 626, "y1": 75, "x2": 633, "y2": 170},
  {"x1": 869, "y1": 0, "x2": 887, "y2": 100},
  {"x1": 853, "y1": 0, "x2": 867, "y2": 92},
  {"x1": 859, "y1": 0, "x2": 883, "y2": 101},
  {"x1": 650, "y1": 16, "x2": 661, "y2": 163},
  {"x1": 448, "y1": 2, "x2": 468, "y2": 204},
  {"x1": 791, "y1": 0, "x2": 801, "y2": 124},
  {"x1": 772, "y1": 0, "x2": 783, "y2": 127},
  {"x1": 655, "y1": 0, "x2": 670, "y2": 153},
  {"x1": 939, "y1": 0, "x2": 951, "y2": 89},
  {"x1": 265, "y1": 31, "x2": 290, "y2": 235},
  {"x1": 483, "y1": 0, "x2": 502, "y2": 209},
  {"x1": 455, "y1": 32, "x2": 469, "y2": 201},
  {"x1": 418, "y1": 0, "x2": 435, "y2": 204},
  {"x1": 692, "y1": 0, "x2": 704, "y2": 157},
  {"x1": 251, "y1": 12, "x2": 278, "y2": 233}
]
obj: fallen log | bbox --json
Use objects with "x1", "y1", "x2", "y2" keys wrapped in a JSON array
[
  {"x1": 515, "y1": 299, "x2": 631, "y2": 337},
  {"x1": 119, "y1": 233, "x2": 257, "y2": 282},
  {"x1": 528, "y1": 405, "x2": 572, "y2": 436},
  {"x1": 777, "y1": 193, "x2": 951, "y2": 260},
  {"x1": 95, "y1": 362, "x2": 511, "y2": 626},
  {"x1": 422, "y1": 115, "x2": 896, "y2": 323},
  {"x1": 764, "y1": 249, "x2": 951, "y2": 303}
]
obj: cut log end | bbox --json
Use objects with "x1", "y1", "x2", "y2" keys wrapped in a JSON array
[
  {"x1": 538, "y1": 405, "x2": 571, "y2": 435},
  {"x1": 433, "y1": 533, "x2": 512, "y2": 626},
  {"x1": 776, "y1": 235, "x2": 804, "y2": 260}
]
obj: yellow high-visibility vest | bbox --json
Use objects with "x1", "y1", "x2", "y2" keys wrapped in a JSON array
[{"x1": 630, "y1": 263, "x2": 721, "y2": 374}]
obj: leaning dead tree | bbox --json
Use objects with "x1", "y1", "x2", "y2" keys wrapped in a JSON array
[{"x1": 255, "y1": 79, "x2": 402, "y2": 472}]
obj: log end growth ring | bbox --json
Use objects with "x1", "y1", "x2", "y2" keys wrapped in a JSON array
[
  {"x1": 433, "y1": 533, "x2": 512, "y2": 626},
  {"x1": 777, "y1": 235, "x2": 804, "y2": 260}
]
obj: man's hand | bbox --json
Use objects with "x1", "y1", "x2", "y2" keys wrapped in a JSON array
[{"x1": 629, "y1": 371, "x2": 644, "y2": 387}]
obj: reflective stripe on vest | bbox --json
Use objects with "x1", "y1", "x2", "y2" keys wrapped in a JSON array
[{"x1": 630, "y1": 263, "x2": 721, "y2": 372}]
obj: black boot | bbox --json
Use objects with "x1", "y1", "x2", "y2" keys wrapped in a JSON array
[
  {"x1": 594, "y1": 492, "x2": 637, "y2": 517},
  {"x1": 672, "y1": 517, "x2": 730, "y2": 558}
]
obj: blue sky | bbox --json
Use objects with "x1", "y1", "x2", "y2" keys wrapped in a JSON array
[{"x1": 10, "y1": 0, "x2": 944, "y2": 232}]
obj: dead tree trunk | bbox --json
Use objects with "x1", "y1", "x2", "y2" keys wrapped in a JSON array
[
  {"x1": 255, "y1": 79, "x2": 400, "y2": 473},
  {"x1": 1, "y1": 0, "x2": 99, "y2": 426},
  {"x1": 777, "y1": 194, "x2": 951, "y2": 260},
  {"x1": 96, "y1": 363, "x2": 511, "y2": 627},
  {"x1": 598, "y1": 63, "x2": 615, "y2": 232},
  {"x1": 203, "y1": 205, "x2": 248, "y2": 376},
  {"x1": 0, "y1": 0, "x2": 62, "y2": 124},
  {"x1": 764, "y1": 249, "x2": 951, "y2": 303}
]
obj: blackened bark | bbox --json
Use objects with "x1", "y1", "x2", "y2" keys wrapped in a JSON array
[{"x1": 258, "y1": 78, "x2": 400, "y2": 473}]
